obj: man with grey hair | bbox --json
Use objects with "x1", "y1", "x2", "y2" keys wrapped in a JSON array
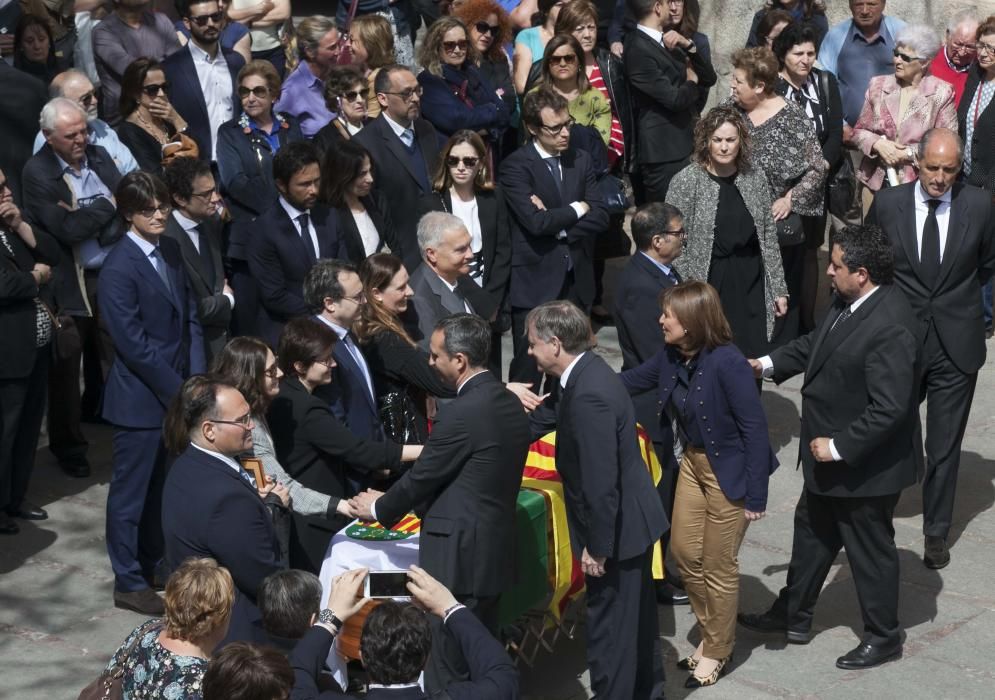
[
  {"x1": 405, "y1": 211, "x2": 495, "y2": 349},
  {"x1": 929, "y1": 8, "x2": 980, "y2": 106},
  {"x1": 32, "y1": 70, "x2": 139, "y2": 174},
  {"x1": 525, "y1": 299, "x2": 668, "y2": 699},
  {"x1": 22, "y1": 96, "x2": 125, "y2": 479}
]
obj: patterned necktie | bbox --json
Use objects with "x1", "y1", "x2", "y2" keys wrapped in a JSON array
[
  {"x1": 400, "y1": 128, "x2": 415, "y2": 148},
  {"x1": 544, "y1": 156, "x2": 563, "y2": 195},
  {"x1": 150, "y1": 248, "x2": 173, "y2": 297},
  {"x1": 920, "y1": 199, "x2": 942, "y2": 289}
]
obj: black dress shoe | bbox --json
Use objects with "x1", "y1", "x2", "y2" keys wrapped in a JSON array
[
  {"x1": 59, "y1": 455, "x2": 91, "y2": 478},
  {"x1": 0, "y1": 513, "x2": 20, "y2": 535},
  {"x1": 835, "y1": 641, "x2": 902, "y2": 670},
  {"x1": 656, "y1": 581, "x2": 690, "y2": 605},
  {"x1": 737, "y1": 610, "x2": 811, "y2": 644},
  {"x1": 6, "y1": 502, "x2": 48, "y2": 521},
  {"x1": 114, "y1": 588, "x2": 165, "y2": 616},
  {"x1": 924, "y1": 536, "x2": 950, "y2": 569}
]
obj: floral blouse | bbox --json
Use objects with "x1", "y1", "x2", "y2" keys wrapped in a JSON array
[
  {"x1": 104, "y1": 619, "x2": 207, "y2": 699},
  {"x1": 568, "y1": 87, "x2": 613, "y2": 148}
]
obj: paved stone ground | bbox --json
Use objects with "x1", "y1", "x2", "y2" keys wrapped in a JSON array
[{"x1": 2, "y1": 257, "x2": 994, "y2": 699}]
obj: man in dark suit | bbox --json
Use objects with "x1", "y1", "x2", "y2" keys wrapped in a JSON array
[
  {"x1": 867, "y1": 128, "x2": 995, "y2": 569},
  {"x1": 247, "y1": 141, "x2": 346, "y2": 347},
  {"x1": 614, "y1": 201, "x2": 687, "y2": 605},
  {"x1": 0, "y1": 167, "x2": 60, "y2": 534},
  {"x1": 161, "y1": 0, "x2": 244, "y2": 159},
  {"x1": 526, "y1": 300, "x2": 668, "y2": 699},
  {"x1": 500, "y1": 88, "x2": 609, "y2": 386},
  {"x1": 161, "y1": 376, "x2": 283, "y2": 644},
  {"x1": 0, "y1": 62, "x2": 47, "y2": 205},
  {"x1": 352, "y1": 314, "x2": 531, "y2": 694},
  {"x1": 354, "y1": 65, "x2": 441, "y2": 270},
  {"x1": 163, "y1": 157, "x2": 232, "y2": 361},
  {"x1": 739, "y1": 225, "x2": 922, "y2": 670},
  {"x1": 22, "y1": 97, "x2": 125, "y2": 478},
  {"x1": 99, "y1": 171, "x2": 206, "y2": 615},
  {"x1": 623, "y1": 0, "x2": 716, "y2": 204}
]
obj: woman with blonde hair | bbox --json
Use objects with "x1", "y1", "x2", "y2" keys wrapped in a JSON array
[{"x1": 349, "y1": 14, "x2": 396, "y2": 118}]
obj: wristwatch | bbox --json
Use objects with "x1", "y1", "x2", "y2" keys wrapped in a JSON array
[
  {"x1": 318, "y1": 609, "x2": 344, "y2": 632},
  {"x1": 685, "y1": 39, "x2": 697, "y2": 54}
]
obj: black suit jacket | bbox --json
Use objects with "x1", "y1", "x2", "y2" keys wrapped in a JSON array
[
  {"x1": 162, "y1": 213, "x2": 231, "y2": 359},
  {"x1": 161, "y1": 445, "x2": 283, "y2": 644},
  {"x1": 376, "y1": 372, "x2": 530, "y2": 597},
  {"x1": 0, "y1": 63, "x2": 47, "y2": 205},
  {"x1": 958, "y1": 64, "x2": 995, "y2": 194},
  {"x1": 21, "y1": 143, "x2": 124, "y2": 315},
  {"x1": 353, "y1": 115, "x2": 441, "y2": 270},
  {"x1": 404, "y1": 262, "x2": 497, "y2": 349},
  {"x1": 161, "y1": 45, "x2": 244, "y2": 158},
  {"x1": 499, "y1": 143, "x2": 609, "y2": 310},
  {"x1": 867, "y1": 182, "x2": 995, "y2": 374},
  {"x1": 417, "y1": 187, "x2": 512, "y2": 310},
  {"x1": 529, "y1": 353, "x2": 669, "y2": 561},
  {"x1": 770, "y1": 286, "x2": 923, "y2": 497},
  {"x1": 0, "y1": 221, "x2": 59, "y2": 379},
  {"x1": 267, "y1": 377, "x2": 403, "y2": 571},
  {"x1": 613, "y1": 252, "x2": 680, "y2": 443},
  {"x1": 335, "y1": 191, "x2": 397, "y2": 265},
  {"x1": 246, "y1": 200, "x2": 347, "y2": 347},
  {"x1": 623, "y1": 28, "x2": 716, "y2": 165}
]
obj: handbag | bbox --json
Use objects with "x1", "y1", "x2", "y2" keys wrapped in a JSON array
[
  {"x1": 77, "y1": 622, "x2": 153, "y2": 700},
  {"x1": 161, "y1": 132, "x2": 199, "y2": 167},
  {"x1": 775, "y1": 211, "x2": 806, "y2": 247},
  {"x1": 817, "y1": 68, "x2": 856, "y2": 220},
  {"x1": 598, "y1": 173, "x2": 630, "y2": 214},
  {"x1": 42, "y1": 302, "x2": 82, "y2": 362},
  {"x1": 379, "y1": 390, "x2": 424, "y2": 444}
]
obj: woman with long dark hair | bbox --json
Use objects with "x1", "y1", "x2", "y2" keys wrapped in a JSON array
[{"x1": 116, "y1": 58, "x2": 192, "y2": 174}]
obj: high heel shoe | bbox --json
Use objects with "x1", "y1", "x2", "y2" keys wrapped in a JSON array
[
  {"x1": 676, "y1": 654, "x2": 699, "y2": 671},
  {"x1": 684, "y1": 654, "x2": 732, "y2": 688}
]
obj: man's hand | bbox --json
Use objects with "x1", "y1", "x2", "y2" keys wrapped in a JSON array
[
  {"x1": 747, "y1": 358, "x2": 763, "y2": 378},
  {"x1": 407, "y1": 564, "x2": 458, "y2": 617},
  {"x1": 0, "y1": 201, "x2": 24, "y2": 230},
  {"x1": 349, "y1": 489, "x2": 382, "y2": 521},
  {"x1": 32, "y1": 264, "x2": 52, "y2": 286},
  {"x1": 810, "y1": 437, "x2": 835, "y2": 462},
  {"x1": 259, "y1": 477, "x2": 290, "y2": 507},
  {"x1": 326, "y1": 568, "x2": 370, "y2": 623},
  {"x1": 745, "y1": 510, "x2": 766, "y2": 521},
  {"x1": 610, "y1": 41, "x2": 623, "y2": 58},
  {"x1": 223, "y1": 281, "x2": 235, "y2": 297},
  {"x1": 530, "y1": 194, "x2": 546, "y2": 211},
  {"x1": 662, "y1": 30, "x2": 688, "y2": 50},
  {"x1": 505, "y1": 382, "x2": 547, "y2": 411},
  {"x1": 581, "y1": 548, "x2": 606, "y2": 578}
]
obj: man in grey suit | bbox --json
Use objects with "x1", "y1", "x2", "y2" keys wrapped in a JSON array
[{"x1": 162, "y1": 157, "x2": 233, "y2": 363}]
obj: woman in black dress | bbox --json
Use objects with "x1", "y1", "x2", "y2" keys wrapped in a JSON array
[{"x1": 116, "y1": 58, "x2": 192, "y2": 175}]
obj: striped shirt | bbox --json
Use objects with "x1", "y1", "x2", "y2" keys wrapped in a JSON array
[{"x1": 588, "y1": 63, "x2": 625, "y2": 159}]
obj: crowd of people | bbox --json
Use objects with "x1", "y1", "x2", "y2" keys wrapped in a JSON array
[{"x1": 1, "y1": 0, "x2": 994, "y2": 698}]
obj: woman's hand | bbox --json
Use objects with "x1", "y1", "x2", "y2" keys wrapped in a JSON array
[
  {"x1": 326, "y1": 568, "x2": 370, "y2": 623},
  {"x1": 258, "y1": 477, "x2": 290, "y2": 508},
  {"x1": 872, "y1": 138, "x2": 906, "y2": 168},
  {"x1": 336, "y1": 498, "x2": 359, "y2": 518},
  {"x1": 771, "y1": 193, "x2": 792, "y2": 221},
  {"x1": 773, "y1": 296, "x2": 788, "y2": 317},
  {"x1": 745, "y1": 510, "x2": 766, "y2": 521}
]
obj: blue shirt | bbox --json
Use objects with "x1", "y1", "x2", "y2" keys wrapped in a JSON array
[
  {"x1": 831, "y1": 23, "x2": 901, "y2": 125},
  {"x1": 640, "y1": 251, "x2": 677, "y2": 281},
  {"x1": 248, "y1": 117, "x2": 281, "y2": 153},
  {"x1": 58, "y1": 155, "x2": 116, "y2": 269},
  {"x1": 34, "y1": 120, "x2": 139, "y2": 175},
  {"x1": 274, "y1": 61, "x2": 335, "y2": 138}
]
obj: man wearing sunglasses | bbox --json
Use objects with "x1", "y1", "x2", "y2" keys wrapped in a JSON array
[
  {"x1": 163, "y1": 0, "x2": 245, "y2": 160},
  {"x1": 32, "y1": 70, "x2": 140, "y2": 176}
]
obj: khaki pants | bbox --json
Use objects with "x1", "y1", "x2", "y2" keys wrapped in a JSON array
[{"x1": 670, "y1": 447, "x2": 749, "y2": 659}]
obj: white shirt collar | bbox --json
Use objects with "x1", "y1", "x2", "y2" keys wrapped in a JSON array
[
  {"x1": 456, "y1": 369, "x2": 487, "y2": 394},
  {"x1": 533, "y1": 141, "x2": 559, "y2": 160},
  {"x1": 368, "y1": 683, "x2": 421, "y2": 690},
  {"x1": 559, "y1": 351, "x2": 586, "y2": 389},
  {"x1": 189, "y1": 441, "x2": 244, "y2": 474},
  {"x1": 382, "y1": 111, "x2": 413, "y2": 137},
  {"x1": 172, "y1": 209, "x2": 200, "y2": 232},
  {"x1": 914, "y1": 181, "x2": 953, "y2": 205},
  {"x1": 846, "y1": 284, "x2": 879, "y2": 313},
  {"x1": 279, "y1": 195, "x2": 307, "y2": 219},
  {"x1": 126, "y1": 230, "x2": 158, "y2": 256},
  {"x1": 316, "y1": 313, "x2": 349, "y2": 339},
  {"x1": 434, "y1": 269, "x2": 460, "y2": 292},
  {"x1": 637, "y1": 23, "x2": 664, "y2": 44},
  {"x1": 188, "y1": 39, "x2": 221, "y2": 64}
]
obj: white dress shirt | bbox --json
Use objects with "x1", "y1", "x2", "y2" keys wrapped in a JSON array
[
  {"x1": 351, "y1": 208, "x2": 381, "y2": 257},
  {"x1": 560, "y1": 351, "x2": 586, "y2": 389},
  {"x1": 532, "y1": 142, "x2": 589, "y2": 239},
  {"x1": 913, "y1": 181, "x2": 953, "y2": 262},
  {"x1": 188, "y1": 41, "x2": 235, "y2": 160},
  {"x1": 315, "y1": 314, "x2": 376, "y2": 403},
  {"x1": 448, "y1": 190, "x2": 485, "y2": 286},
  {"x1": 189, "y1": 442, "x2": 254, "y2": 485},
  {"x1": 279, "y1": 196, "x2": 321, "y2": 259}
]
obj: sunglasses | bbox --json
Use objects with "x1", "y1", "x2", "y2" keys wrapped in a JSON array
[
  {"x1": 142, "y1": 82, "x2": 170, "y2": 97},
  {"x1": 474, "y1": 21, "x2": 500, "y2": 36},
  {"x1": 446, "y1": 155, "x2": 479, "y2": 168},
  {"x1": 188, "y1": 11, "x2": 224, "y2": 26},
  {"x1": 342, "y1": 88, "x2": 370, "y2": 101},
  {"x1": 550, "y1": 53, "x2": 578, "y2": 66},
  {"x1": 442, "y1": 39, "x2": 469, "y2": 54},
  {"x1": 892, "y1": 49, "x2": 923, "y2": 63},
  {"x1": 238, "y1": 85, "x2": 269, "y2": 98}
]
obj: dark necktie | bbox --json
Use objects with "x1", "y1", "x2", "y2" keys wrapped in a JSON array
[
  {"x1": 920, "y1": 199, "x2": 942, "y2": 289},
  {"x1": 298, "y1": 213, "x2": 317, "y2": 263},
  {"x1": 150, "y1": 248, "x2": 174, "y2": 298},
  {"x1": 544, "y1": 156, "x2": 563, "y2": 196},
  {"x1": 194, "y1": 224, "x2": 215, "y2": 286},
  {"x1": 829, "y1": 305, "x2": 852, "y2": 333}
]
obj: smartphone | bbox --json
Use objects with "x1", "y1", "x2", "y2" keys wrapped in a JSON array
[{"x1": 364, "y1": 570, "x2": 411, "y2": 599}]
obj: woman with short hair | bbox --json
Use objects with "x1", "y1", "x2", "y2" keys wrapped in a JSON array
[{"x1": 313, "y1": 65, "x2": 371, "y2": 155}]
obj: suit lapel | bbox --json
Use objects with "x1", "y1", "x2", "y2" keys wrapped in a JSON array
[
  {"x1": 880, "y1": 78, "x2": 901, "y2": 134},
  {"x1": 276, "y1": 205, "x2": 315, "y2": 262},
  {"x1": 416, "y1": 119, "x2": 436, "y2": 169},
  {"x1": 178, "y1": 49, "x2": 210, "y2": 127},
  {"x1": 168, "y1": 217, "x2": 212, "y2": 290},
  {"x1": 426, "y1": 269, "x2": 465, "y2": 314},
  {"x1": 896, "y1": 188, "x2": 923, "y2": 281},
  {"x1": 124, "y1": 236, "x2": 182, "y2": 311},
  {"x1": 806, "y1": 290, "x2": 887, "y2": 380},
  {"x1": 378, "y1": 118, "x2": 425, "y2": 187},
  {"x1": 937, "y1": 187, "x2": 968, "y2": 289},
  {"x1": 528, "y1": 146, "x2": 563, "y2": 207}
]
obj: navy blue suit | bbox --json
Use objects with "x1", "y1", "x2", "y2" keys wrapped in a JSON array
[
  {"x1": 162, "y1": 445, "x2": 283, "y2": 645},
  {"x1": 161, "y1": 45, "x2": 244, "y2": 158},
  {"x1": 245, "y1": 201, "x2": 346, "y2": 346},
  {"x1": 313, "y1": 317, "x2": 383, "y2": 443},
  {"x1": 99, "y1": 233, "x2": 205, "y2": 592}
]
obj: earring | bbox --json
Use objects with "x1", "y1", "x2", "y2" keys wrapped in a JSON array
[{"x1": 683, "y1": 328, "x2": 688, "y2": 336}]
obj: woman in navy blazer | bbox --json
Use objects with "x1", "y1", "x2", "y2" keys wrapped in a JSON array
[{"x1": 620, "y1": 281, "x2": 778, "y2": 688}]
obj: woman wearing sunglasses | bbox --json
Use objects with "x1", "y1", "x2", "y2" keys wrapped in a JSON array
[
  {"x1": 417, "y1": 16, "x2": 510, "y2": 150},
  {"x1": 417, "y1": 130, "x2": 510, "y2": 367},
  {"x1": 452, "y1": 0, "x2": 517, "y2": 124},
  {"x1": 313, "y1": 66, "x2": 371, "y2": 156},
  {"x1": 116, "y1": 58, "x2": 191, "y2": 174}
]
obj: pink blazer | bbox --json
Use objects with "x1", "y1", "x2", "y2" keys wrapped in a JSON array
[{"x1": 852, "y1": 74, "x2": 958, "y2": 191}]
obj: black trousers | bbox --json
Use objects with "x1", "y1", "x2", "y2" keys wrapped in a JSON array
[
  {"x1": 920, "y1": 322, "x2": 978, "y2": 539},
  {"x1": 0, "y1": 347, "x2": 50, "y2": 510},
  {"x1": 770, "y1": 242, "x2": 806, "y2": 347},
  {"x1": 773, "y1": 489, "x2": 902, "y2": 647},
  {"x1": 509, "y1": 271, "x2": 580, "y2": 387},
  {"x1": 424, "y1": 594, "x2": 499, "y2": 695},
  {"x1": 637, "y1": 158, "x2": 690, "y2": 206}
]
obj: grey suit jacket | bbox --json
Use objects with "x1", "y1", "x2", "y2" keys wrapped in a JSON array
[{"x1": 405, "y1": 262, "x2": 476, "y2": 350}]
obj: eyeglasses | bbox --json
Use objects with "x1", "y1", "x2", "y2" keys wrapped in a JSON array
[
  {"x1": 660, "y1": 228, "x2": 687, "y2": 239},
  {"x1": 188, "y1": 11, "x2": 224, "y2": 26},
  {"x1": 340, "y1": 291, "x2": 366, "y2": 304},
  {"x1": 139, "y1": 204, "x2": 171, "y2": 218},
  {"x1": 950, "y1": 40, "x2": 977, "y2": 51},
  {"x1": 550, "y1": 53, "x2": 578, "y2": 66},
  {"x1": 442, "y1": 39, "x2": 469, "y2": 54},
  {"x1": 191, "y1": 186, "x2": 218, "y2": 200},
  {"x1": 381, "y1": 85, "x2": 423, "y2": 101},
  {"x1": 78, "y1": 90, "x2": 96, "y2": 107},
  {"x1": 209, "y1": 412, "x2": 253, "y2": 428},
  {"x1": 238, "y1": 85, "x2": 269, "y2": 99},
  {"x1": 892, "y1": 49, "x2": 924, "y2": 63},
  {"x1": 540, "y1": 118, "x2": 575, "y2": 135},
  {"x1": 977, "y1": 41, "x2": 995, "y2": 55},
  {"x1": 342, "y1": 88, "x2": 370, "y2": 101},
  {"x1": 446, "y1": 155, "x2": 479, "y2": 168},
  {"x1": 315, "y1": 357, "x2": 335, "y2": 369},
  {"x1": 142, "y1": 82, "x2": 170, "y2": 97},
  {"x1": 474, "y1": 21, "x2": 500, "y2": 36}
]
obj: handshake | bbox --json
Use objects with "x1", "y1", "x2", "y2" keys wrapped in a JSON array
[{"x1": 336, "y1": 488, "x2": 385, "y2": 521}]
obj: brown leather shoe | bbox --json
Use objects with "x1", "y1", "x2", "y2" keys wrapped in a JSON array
[{"x1": 114, "y1": 588, "x2": 165, "y2": 616}]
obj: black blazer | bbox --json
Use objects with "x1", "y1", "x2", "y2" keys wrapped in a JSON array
[
  {"x1": 867, "y1": 182, "x2": 995, "y2": 374},
  {"x1": 162, "y1": 213, "x2": 231, "y2": 360},
  {"x1": 613, "y1": 252, "x2": 679, "y2": 443},
  {"x1": 335, "y1": 191, "x2": 397, "y2": 265},
  {"x1": 353, "y1": 114, "x2": 441, "y2": 270},
  {"x1": 770, "y1": 285, "x2": 923, "y2": 497},
  {"x1": 20, "y1": 143, "x2": 124, "y2": 315},
  {"x1": 622, "y1": 28, "x2": 716, "y2": 165},
  {"x1": 417, "y1": 187, "x2": 512, "y2": 309},
  {"x1": 161, "y1": 445, "x2": 283, "y2": 644},
  {"x1": 499, "y1": 143, "x2": 609, "y2": 310},
  {"x1": 0, "y1": 63, "x2": 47, "y2": 205},
  {"x1": 958, "y1": 64, "x2": 995, "y2": 194},
  {"x1": 0, "y1": 220, "x2": 59, "y2": 379},
  {"x1": 161, "y1": 45, "x2": 245, "y2": 158},
  {"x1": 376, "y1": 371, "x2": 531, "y2": 598},
  {"x1": 266, "y1": 376, "x2": 404, "y2": 571},
  {"x1": 529, "y1": 352, "x2": 669, "y2": 561},
  {"x1": 246, "y1": 200, "x2": 347, "y2": 347}
]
